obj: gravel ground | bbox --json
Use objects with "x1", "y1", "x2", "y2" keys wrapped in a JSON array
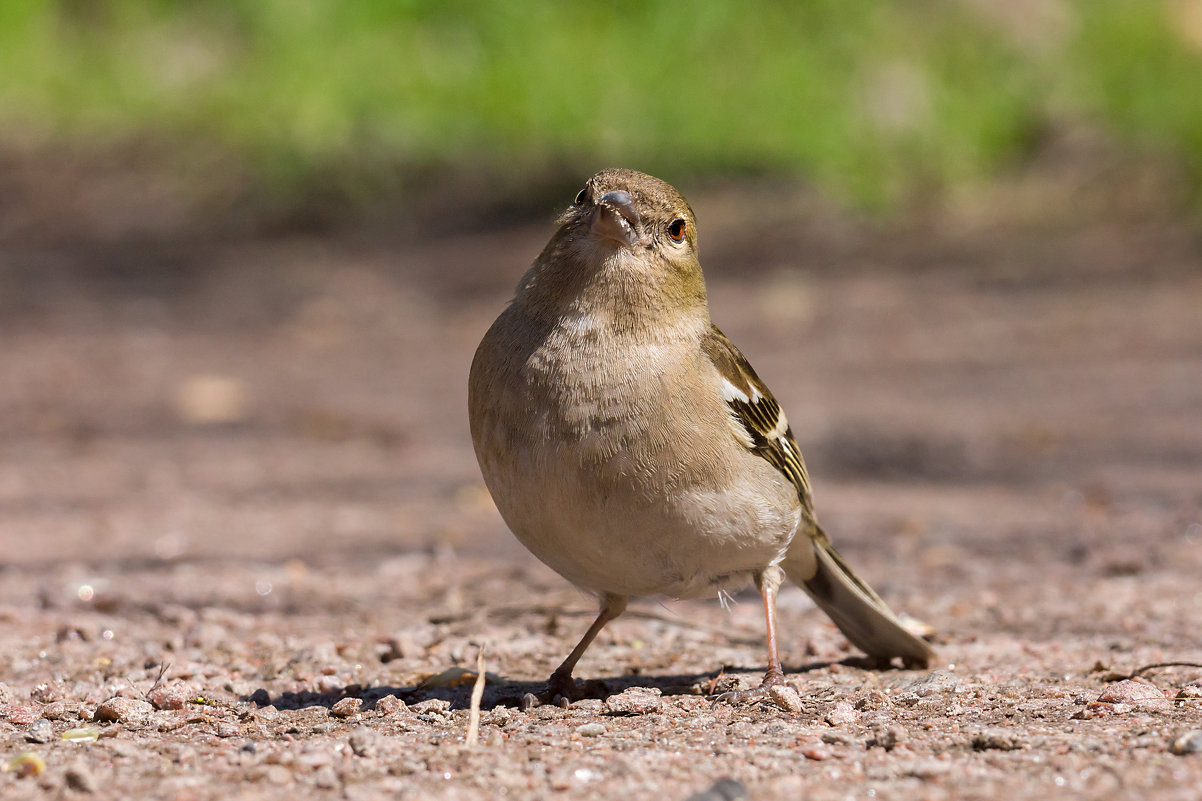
[{"x1": 2, "y1": 185, "x2": 1201, "y2": 799}]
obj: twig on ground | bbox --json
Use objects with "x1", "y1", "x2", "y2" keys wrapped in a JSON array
[
  {"x1": 1128, "y1": 661, "x2": 1202, "y2": 679},
  {"x1": 465, "y1": 647, "x2": 487, "y2": 748},
  {"x1": 143, "y1": 661, "x2": 171, "y2": 701}
]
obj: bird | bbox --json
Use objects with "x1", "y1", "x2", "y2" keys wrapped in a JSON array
[{"x1": 468, "y1": 168, "x2": 934, "y2": 705}]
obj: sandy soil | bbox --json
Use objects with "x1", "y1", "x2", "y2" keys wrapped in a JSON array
[{"x1": 1, "y1": 186, "x2": 1201, "y2": 800}]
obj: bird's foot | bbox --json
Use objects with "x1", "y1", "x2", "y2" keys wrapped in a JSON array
[
  {"x1": 711, "y1": 666, "x2": 787, "y2": 705},
  {"x1": 519, "y1": 670, "x2": 593, "y2": 711}
]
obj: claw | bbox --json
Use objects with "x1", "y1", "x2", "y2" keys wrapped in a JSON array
[{"x1": 711, "y1": 667, "x2": 787, "y2": 705}]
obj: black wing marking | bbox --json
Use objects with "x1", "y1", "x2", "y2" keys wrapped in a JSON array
[{"x1": 702, "y1": 325, "x2": 814, "y2": 509}]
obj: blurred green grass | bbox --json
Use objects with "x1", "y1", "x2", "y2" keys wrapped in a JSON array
[{"x1": 1, "y1": 0, "x2": 1200, "y2": 211}]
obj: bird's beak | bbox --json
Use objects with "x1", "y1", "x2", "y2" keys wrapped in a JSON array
[{"x1": 590, "y1": 190, "x2": 641, "y2": 247}]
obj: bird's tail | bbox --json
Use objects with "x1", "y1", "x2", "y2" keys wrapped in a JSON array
[{"x1": 782, "y1": 523, "x2": 935, "y2": 668}]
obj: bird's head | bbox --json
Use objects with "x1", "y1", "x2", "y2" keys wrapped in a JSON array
[{"x1": 522, "y1": 169, "x2": 707, "y2": 324}]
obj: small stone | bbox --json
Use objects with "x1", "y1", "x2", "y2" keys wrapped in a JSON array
[
  {"x1": 825, "y1": 701, "x2": 859, "y2": 726},
  {"x1": 971, "y1": 728, "x2": 1025, "y2": 751},
  {"x1": 0, "y1": 682, "x2": 15, "y2": 705},
  {"x1": 1169, "y1": 730, "x2": 1202, "y2": 755},
  {"x1": 6, "y1": 705, "x2": 38, "y2": 725},
  {"x1": 1090, "y1": 679, "x2": 1172, "y2": 714},
  {"x1": 374, "y1": 694, "x2": 406, "y2": 715},
  {"x1": 348, "y1": 726, "x2": 378, "y2": 757},
  {"x1": 576, "y1": 723, "x2": 607, "y2": 737},
  {"x1": 571, "y1": 699, "x2": 605, "y2": 714},
  {"x1": 64, "y1": 762, "x2": 97, "y2": 793},
  {"x1": 898, "y1": 671, "x2": 960, "y2": 698},
  {"x1": 25, "y1": 718, "x2": 54, "y2": 743},
  {"x1": 40, "y1": 701, "x2": 82, "y2": 720},
  {"x1": 604, "y1": 687, "x2": 662, "y2": 716},
  {"x1": 215, "y1": 722, "x2": 241, "y2": 738},
  {"x1": 32, "y1": 683, "x2": 65, "y2": 703},
  {"x1": 147, "y1": 682, "x2": 189, "y2": 711},
  {"x1": 317, "y1": 675, "x2": 343, "y2": 693},
  {"x1": 409, "y1": 698, "x2": 450, "y2": 715},
  {"x1": 855, "y1": 690, "x2": 893, "y2": 711},
  {"x1": 94, "y1": 698, "x2": 155, "y2": 725},
  {"x1": 801, "y1": 744, "x2": 831, "y2": 760},
  {"x1": 869, "y1": 724, "x2": 907, "y2": 751},
  {"x1": 769, "y1": 684, "x2": 803, "y2": 713},
  {"x1": 331, "y1": 697, "x2": 362, "y2": 719},
  {"x1": 1175, "y1": 685, "x2": 1202, "y2": 703},
  {"x1": 314, "y1": 765, "x2": 340, "y2": 789}
]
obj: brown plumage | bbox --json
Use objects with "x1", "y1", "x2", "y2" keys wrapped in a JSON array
[{"x1": 469, "y1": 168, "x2": 933, "y2": 705}]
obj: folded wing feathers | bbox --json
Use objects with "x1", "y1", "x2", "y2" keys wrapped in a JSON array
[{"x1": 703, "y1": 326, "x2": 813, "y2": 507}]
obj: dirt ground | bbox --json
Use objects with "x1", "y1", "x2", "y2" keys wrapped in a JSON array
[{"x1": 1, "y1": 179, "x2": 1201, "y2": 800}]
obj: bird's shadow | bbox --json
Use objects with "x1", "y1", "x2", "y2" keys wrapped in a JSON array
[{"x1": 252, "y1": 656, "x2": 912, "y2": 713}]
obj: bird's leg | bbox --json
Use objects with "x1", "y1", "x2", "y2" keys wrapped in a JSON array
[
  {"x1": 714, "y1": 565, "x2": 788, "y2": 704},
  {"x1": 522, "y1": 593, "x2": 627, "y2": 709}
]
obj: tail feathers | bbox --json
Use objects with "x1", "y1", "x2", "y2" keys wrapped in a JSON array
[{"x1": 784, "y1": 533, "x2": 935, "y2": 668}]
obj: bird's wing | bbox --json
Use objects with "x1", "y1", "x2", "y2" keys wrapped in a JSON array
[
  {"x1": 702, "y1": 324, "x2": 934, "y2": 666},
  {"x1": 701, "y1": 324, "x2": 814, "y2": 510}
]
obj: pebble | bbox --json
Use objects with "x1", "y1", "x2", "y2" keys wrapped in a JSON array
[
  {"x1": 317, "y1": 675, "x2": 344, "y2": 693},
  {"x1": 1082, "y1": 679, "x2": 1172, "y2": 716},
  {"x1": 64, "y1": 762, "x2": 97, "y2": 793},
  {"x1": 331, "y1": 697, "x2": 363, "y2": 719},
  {"x1": 147, "y1": 683, "x2": 189, "y2": 711},
  {"x1": 1169, "y1": 730, "x2": 1202, "y2": 755},
  {"x1": 313, "y1": 765, "x2": 340, "y2": 789},
  {"x1": 855, "y1": 690, "x2": 893, "y2": 711},
  {"x1": 95, "y1": 698, "x2": 155, "y2": 725},
  {"x1": 25, "y1": 718, "x2": 54, "y2": 743},
  {"x1": 825, "y1": 700, "x2": 859, "y2": 726},
  {"x1": 349, "y1": 726, "x2": 378, "y2": 757},
  {"x1": 410, "y1": 698, "x2": 450, "y2": 715},
  {"x1": 0, "y1": 682, "x2": 15, "y2": 705},
  {"x1": 572, "y1": 699, "x2": 605, "y2": 714},
  {"x1": 801, "y1": 744, "x2": 832, "y2": 760},
  {"x1": 32, "y1": 682, "x2": 65, "y2": 703},
  {"x1": 40, "y1": 701, "x2": 82, "y2": 720},
  {"x1": 575, "y1": 722, "x2": 607, "y2": 737},
  {"x1": 1175, "y1": 685, "x2": 1202, "y2": 703},
  {"x1": 215, "y1": 721, "x2": 241, "y2": 738},
  {"x1": 769, "y1": 684, "x2": 803, "y2": 713},
  {"x1": 971, "y1": 728, "x2": 1025, "y2": 751},
  {"x1": 898, "y1": 671, "x2": 961, "y2": 698},
  {"x1": 869, "y1": 724, "x2": 907, "y2": 751},
  {"x1": 6, "y1": 705, "x2": 38, "y2": 725},
  {"x1": 374, "y1": 695, "x2": 406, "y2": 715},
  {"x1": 604, "y1": 687, "x2": 662, "y2": 715}
]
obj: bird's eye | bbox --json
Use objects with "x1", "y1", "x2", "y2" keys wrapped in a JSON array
[
  {"x1": 574, "y1": 188, "x2": 588, "y2": 205},
  {"x1": 667, "y1": 218, "x2": 687, "y2": 243}
]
